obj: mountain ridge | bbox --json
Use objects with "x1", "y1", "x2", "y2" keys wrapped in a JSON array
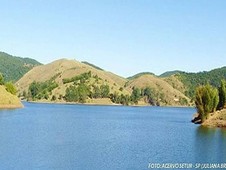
[
  {"x1": 0, "y1": 51, "x2": 41, "y2": 82},
  {"x1": 0, "y1": 51, "x2": 225, "y2": 106},
  {"x1": 16, "y1": 59, "x2": 191, "y2": 106}
]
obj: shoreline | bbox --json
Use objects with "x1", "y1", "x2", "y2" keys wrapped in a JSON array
[
  {"x1": 192, "y1": 109, "x2": 226, "y2": 129},
  {"x1": 201, "y1": 109, "x2": 226, "y2": 128},
  {"x1": 23, "y1": 100, "x2": 192, "y2": 108},
  {"x1": 0, "y1": 104, "x2": 24, "y2": 109}
]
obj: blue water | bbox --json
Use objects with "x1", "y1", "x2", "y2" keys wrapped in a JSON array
[{"x1": 0, "y1": 102, "x2": 226, "y2": 170}]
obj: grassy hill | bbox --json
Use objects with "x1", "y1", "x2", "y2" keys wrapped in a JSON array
[
  {"x1": 127, "y1": 72, "x2": 155, "y2": 80},
  {"x1": 125, "y1": 74, "x2": 190, "y2": 106},
  {"x1": 0, "y1": 52, "x2": 41, "y2": 82},
  {"x1": 14, "y1": 55, "x2": 226, "y2": 106},
  {"x1": 81, "y1": 61, "x2": 104, "y2": 71},
  {"x1": 0, "y1": 85, "x2": 23, "y2": 108},
  {"x1": 16, "y1": 59, "x2": 130, "y2": 104},
  {"x1": 16, "y1": 59, "x2": 192, "y2": 106}
]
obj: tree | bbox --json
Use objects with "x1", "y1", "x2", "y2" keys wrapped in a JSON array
[
  {"x1": 5, "y1": 82, "x2": 17, "y2": 95},
  {"x1": 93, "y1": 86, "x2": 101, "y2": 98},
  {"x1": 77, "y1": 84, "x2": 90, "y2": 103},
  {"x1": 51, "y1": 95, "x2": 56, "y2": 101},
  {"x1": 100, "y1": 85, "x2": 110, "y2": 98},
  {"x1": 130, "y1": 87, "x2": 141, "y2": 104},
  {"x1": 119, "y1": 94, "x2": 130, "y2": 105},
  {"x1": 0, "y1": 73, "x2": 4, "y2": 85},
  {"x1": 64, "y1": 86, "x2": 79, "y2": 102},
  {"x1": 28, "y1": 81, "x2": 40, "y2": 99},
  {"x1": 195, "y1": 84, "x2": 219, "y2": 122},
  {"x1": 144, "y1": 87, "x2": 152, "y2": 98},
  {"x1": 217, "y1": 79, "x2": 226, "y2": 110}
]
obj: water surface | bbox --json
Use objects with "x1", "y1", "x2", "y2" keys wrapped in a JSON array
[{"x1": 0, "y1": 102, "x2": 225, "y2": 170}]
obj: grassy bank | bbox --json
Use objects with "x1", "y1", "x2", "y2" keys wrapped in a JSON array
[
  {"x1": 202, "y1": 109, "x2": 226, "y2": 128},
  {"x1": 0, "y1": 86, "x2": 23, "y2": 109}
]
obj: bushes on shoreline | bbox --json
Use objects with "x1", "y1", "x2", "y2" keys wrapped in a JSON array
[
  {"x1": 195, "y1": 80, "x2": 226, "y2": 122},
  {"x1": 0, "y1": 72, "x2": 17, "y2": 95}
]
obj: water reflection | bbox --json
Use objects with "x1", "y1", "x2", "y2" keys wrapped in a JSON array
[{"x1": 195, "y1": 126, "x2": 226, "y2": 163}]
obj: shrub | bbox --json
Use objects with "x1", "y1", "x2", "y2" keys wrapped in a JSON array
[
  {"x1": 51, "y1": 95, "x2": 56, "y2": 101},
  {"x1": 195, "y1": 84, "x2": 219, "y2": 122},
  {"x1": 5, "y1": 82, "x2": 17, "y2": 95}
]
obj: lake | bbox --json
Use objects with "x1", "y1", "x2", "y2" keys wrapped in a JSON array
[{"x1": 0, "y1": 102, "x2": 226, "y2": 170}]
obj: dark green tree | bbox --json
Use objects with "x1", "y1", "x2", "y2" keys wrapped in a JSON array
[
  {"x1": 0, "y1": 73, "x2": 4, "y2": 85},
  {"x1": 28, "y1": 81, "x2": 40, "y2": 99},
  {"x1": 51, "y1": 95, "x2": 56, "y2": 101},
  {"x1": 217, "y1": 79, "x2": 226, "y2": 110},
  {"x1": 77, "y1": 84, "x2": 90, "y2": 103},
  {"x1": 64, "y1": 86, "x2": 79, "y2": 102},
  {"x1": 130, "y1": 87, "x2": 141, "y2": 104}
]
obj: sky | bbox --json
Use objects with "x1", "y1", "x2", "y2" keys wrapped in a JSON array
[{"x1": 0, "y1": 0, "x2": 226, "y2": 77}]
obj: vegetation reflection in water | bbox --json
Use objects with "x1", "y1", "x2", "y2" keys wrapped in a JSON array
[{"x1": 194, "y1": 126, "x2": 226, "y2": 163}]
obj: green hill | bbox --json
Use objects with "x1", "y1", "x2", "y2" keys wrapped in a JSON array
[
  {"x1": 175, "y1": 67, "x2": 226, "y2": 98},
  {"x1": 159, "y1": 70, "x2": 182, "y2": 77},
  {"x1": 0, "y1": 52, "x2": 41, "y2": 82}
]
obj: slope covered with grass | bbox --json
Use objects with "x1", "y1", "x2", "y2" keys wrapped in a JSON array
[{"x1": 0, "y1": 85, "x2": 23, "y2": 108}]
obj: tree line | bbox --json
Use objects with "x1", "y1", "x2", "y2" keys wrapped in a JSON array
[
  {"x1": 26, "y1": 80, "x2": 58, "y2": 100},
  {"x1": 176, "y1": 67, "x2": 226, "y2": 99},
  {"x1": 25, "y1": 71, "x2": 164, "y2": 105}
]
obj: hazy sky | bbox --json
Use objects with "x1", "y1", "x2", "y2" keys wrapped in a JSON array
[{"x1": 0, "y1": 0, "x2": 226, "y2": 77}]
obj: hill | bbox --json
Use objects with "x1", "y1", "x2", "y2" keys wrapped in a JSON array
[
  {"x1": 16, "y1": 59, "x2": 192, "y2": 106},
  {"x1": 0, "y1": 85, "x2": 23, "y2": 109},
  {"x1": 15, "y1": 57, "x2": 226, "y2": 106},
  {"x1": 125, "y1": 74, "x2": 190, "y2": 106},
  {"x1": 81, "y1": 61, "x2": 104, "y2": 71},
  {"x1": 159, "y1": 70, "x2": 182, "y2": 78},
  {"x1": 174, "y1": 67, "x2": 226, "y2": 98},
  {"x1": 0, "y1": 52, "x2": 41, "y2": 82},
  {"x1": 16, "y1": 59, "x2": 129, "y2": 104},
  {"x1": 127, "y1": 72, "x2": 155, "y2": 80}
]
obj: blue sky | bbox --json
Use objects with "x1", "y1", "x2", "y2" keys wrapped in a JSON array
[{"x1": 0, "y1": 0, "x2": 226, "y2": 77}]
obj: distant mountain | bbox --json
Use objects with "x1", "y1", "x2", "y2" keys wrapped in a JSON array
[
  {"x1": 175, "y1": 67, "x2": 226, "y2": 98},
  {"x1": 159, "y1": 70, "x2": 182, "y2": 77},
  {"x1": 81, "y1": 61, "x2": 104, "y2": 71},
  {"x1": 13, "y1": 52, "x2": 226, "y2": 106},
  {"x1": 127, "y1": 72, "x2": 155, "y2": 80},
  {"x1": 0, "y1": 52, "x2": 41, "y2": 82}
]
